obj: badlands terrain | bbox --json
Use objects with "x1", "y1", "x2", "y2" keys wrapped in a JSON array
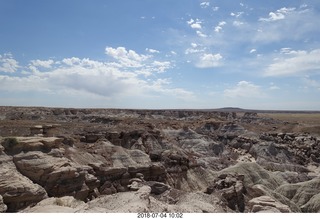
[{"x1": 0, "y1": 106, "x2": 320, "y2": 213}]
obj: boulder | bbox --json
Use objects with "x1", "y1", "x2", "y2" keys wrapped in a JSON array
[
  {"x1": 0, "y1": 195, "x2": 7, "y2": 213},
  {"x1": 2, "y1": 137, "x2": 63, "y2": 154},
  {"x1": 248, "y1": 196, "x2": 291, "y2": 213},
  {"x1": 22, "y1": 196, "x2": 86, "y2": 213},
  {"x1": 146, "y1": 181, "x2": 171, "y2": 195},
  {"x1": 0, "y1": 144, "x2": 4, "y2": 155},
  {"x1": 0, "y1": 154, "x2": 47, "y2": 212},
  {"x1": 206, "y1": 173, "x2": 246, "y2": 212},
  {"x1": 13, "y1": 151, "x2": 90, "y2": 200}
]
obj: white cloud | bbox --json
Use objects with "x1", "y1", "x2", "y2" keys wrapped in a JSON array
[
  {"x1": 300, "y1": 4, "x2": 308, "y2": 9},
  {"x1": 185, "y1": 48, "x2": 201, "y2": 55},
  {"x1": 106, "y1": 47, "x2": 171, "y2": 74},
  {"x1": 185, "y1": 43, "x2": 205, "y2": 54},
  {"x1": 214, "y1": 21, "x2": 226, "y2": 33},
  {"x1": 253, "y1": 6, "x2": 320, "y2": 43},
  {"x1": 30, "y1": 59, "x2": 54, "y2": 68},
  {"x1": 196, "y1": 53, "x2": 222, "y2": 68},
  {"x1": 0, "y1": 53, "x2": 19, "y2": 73},
  {"x1": 0, "y1": 75, "x2": 49, "y2": 92},
  {"x1": 105, "y1": 46, "x2": 150, "y2": 68},
  {"x1": 259, "y1": 7, "x2": 296, "y2": 22},
  {"x1": 279, "y1": 48, "x2": 292, "y2": 54},
  {"x1": 187, "y1": 18, "x2": 202, "y2": 29},
  {"x1": 200, "y1": 2, "x2": 210, "y2": 9},
  {"x1": 232, "y1": 21, "x2": 244, "y2": 27},
  {"x1": 151, "y1": 61, "x2": 172, "y2": 73},
  {"x1": 62, "y1": 57, "x2": 82, "y2": 65},
  {"x1": 230, "y1": 12, "x2": 244, "y2": 18},
  {"x1": 170, "y1": 51, "x2": 177, "y2": 55},
  {"x1": 191, "y1": 23, "x2": 202, "y2": 29},
  {"x1": 249, "y1": 49, "x2": 256, "y2": 54},
  {"x1": 0, "y1": 48, "x2": 193, "y2": 106},
  {"x1": 196, "y1": 31, "x2": 207, "y2": 38},
  {"x1": 264, "y1": 49, "x2": 320, "y2": 77},
  {"x1": 187, "y1": 19, "x2": 194, "y2": 25},
  {"x1": 224, "y1": 81, "x2": 263, "y2": 98},
  {"x1": 212, "y1": 6, "x2": 219, "y2": 12},
  {"x1": 214, "y1": 26, "x2": 222, "y2": 33},
  {"x1": 146, "y1": 48, "x2": 160, "y2": 53}
]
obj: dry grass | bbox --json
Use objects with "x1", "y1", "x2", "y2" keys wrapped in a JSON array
[
  {"x1": 260, "y1": 113, "x2": 320, "y2": 126},
  {"x1": 260, "y1": 113, "x2": 320, "y2": 136}
]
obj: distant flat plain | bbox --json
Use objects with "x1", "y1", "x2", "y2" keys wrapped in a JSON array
[{"x1": 260, "y1": 112, "x2": 320, "y2": 136}]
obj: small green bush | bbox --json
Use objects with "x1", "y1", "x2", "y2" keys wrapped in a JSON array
[{"x1": 2, "y1": 137, "x2": 19, "y2": 149}]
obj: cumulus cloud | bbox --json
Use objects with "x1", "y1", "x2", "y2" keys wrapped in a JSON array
[
  {"x1": 30, "y1": 59, "x2": 54, "y2": 68},
  {"x1": 250, "y1": 49, "x2": 257, "y2": 54},
  {"x1": 214, "y1": 21, "x2": 226, "y2": 33},
  {"x1": 185, "y1": 43, "x2": 205, "y2": 55},
  {"x1": 253, "y1": 6, "x2": 320, "y2": 43},
  {"x1": 62, "y1": 57, "x2": 82, "y2": 66},
  {"x1": 200, "y1": 2, "x2": 210, "y2": 9},
  {"x1": 259, "y1": 7, "x2": 296, "y2": 22},
  {"x1": 105, "y1": 46, "x2": 150, "y2": 68},
  {"x1": 0, "y1": 47, "x2": 193, "y2": 105},
  {"x1": 264, "y1": 49, "x2": 320, "y2": 77},
  {"x1": 196, "y1": 53, "x2": 222, "y2": 68},
  {"x1": 0, "y1": 75, "x2": 49, "y2": 92},
  {"x1": 150, "y1": 61, "x2": 172, "y2": 73},
  {"x1": 0, "y1": 53, "x2": 19, "y2": 73},
  {"x1": 224, "y1": 81, "x2": 263, "y2": 98},
  {"x1": 104, "y1": 46, "x2": 172, "y2": 75},
  {"x1": 187, "y1": 18, "x2": 202, "y2": 29}
]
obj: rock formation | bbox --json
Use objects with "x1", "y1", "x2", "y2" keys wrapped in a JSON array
[{"x1": 0, "y1": 106, "x2": 319, "y2": 212}]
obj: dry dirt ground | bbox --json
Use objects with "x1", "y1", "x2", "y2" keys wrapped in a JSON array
[{"x1": 0, "y1": 106, "x2": 320, "y2": 213}]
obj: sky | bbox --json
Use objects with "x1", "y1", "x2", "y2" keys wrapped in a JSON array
[{"x1": 1, "y1": 0, "x2": 320, "y2": 110}]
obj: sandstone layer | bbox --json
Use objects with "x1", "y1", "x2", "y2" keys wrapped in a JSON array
[{"x1": 0, "y1": 106, "x2": 319, "y2": 213}]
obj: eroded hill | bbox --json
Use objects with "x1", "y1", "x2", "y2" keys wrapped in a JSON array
[{"x1": 0, "y1": 107, "x2": 320, "y2": 213}]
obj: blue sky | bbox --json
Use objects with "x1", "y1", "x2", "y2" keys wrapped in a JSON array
[{"x1": 1, "y1": 0, "x2": 320, "y2": 110}]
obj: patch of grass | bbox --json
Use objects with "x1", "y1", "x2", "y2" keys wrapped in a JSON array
[{"x1": 2, "y1": 137, "x2": 19, "y2": 150}]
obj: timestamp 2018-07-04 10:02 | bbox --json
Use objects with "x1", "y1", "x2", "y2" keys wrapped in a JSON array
[{"x1": 137, "y1": 213, "x2": 183, "y2": 219}]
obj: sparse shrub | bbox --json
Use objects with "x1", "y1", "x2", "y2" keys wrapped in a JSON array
[
  {"x1": 2, "y1": 137, "x2": 19, "y2": 150},
  {"x1": 55, "y1": 198, "x2": 64, "y2": 206}
]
